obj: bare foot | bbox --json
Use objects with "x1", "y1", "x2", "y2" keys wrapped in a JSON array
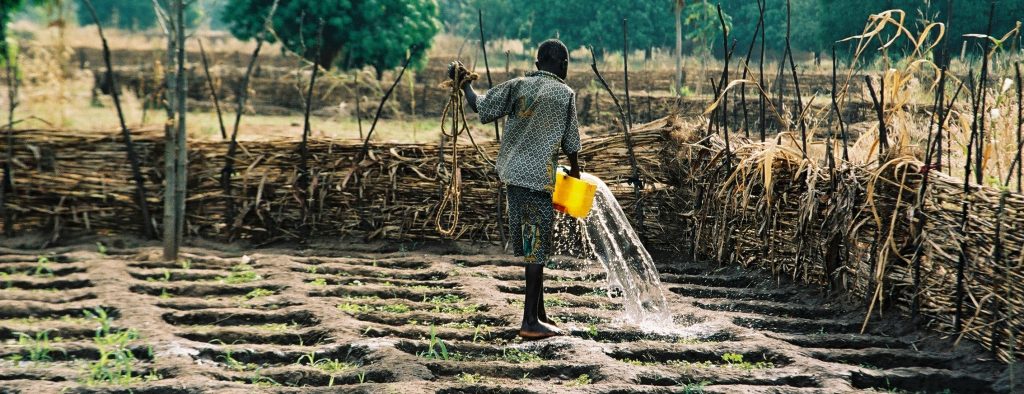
[{"x1": 519, "y1": 321, "x2": 562, "y2": 340}]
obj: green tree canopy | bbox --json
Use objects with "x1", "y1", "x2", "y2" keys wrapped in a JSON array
[
  {"x1": 74, "y1": 0, "x2": 155, "y2": 30},
  {"x1": 221, "y1": 0, "x2": 441, "y2": 75}
]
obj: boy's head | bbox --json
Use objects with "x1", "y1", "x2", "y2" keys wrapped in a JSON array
[{"x1": 535, "y1": 39, "x2": 569, "y2": 80}]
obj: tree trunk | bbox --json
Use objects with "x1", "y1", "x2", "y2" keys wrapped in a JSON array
[
  {"x1": 161, "y1": 1, "x2": 177, "y2": 260},
  {"x1": 173, "y1": 0, "x2": 187, "y2": 258},
  {"x1": 675, "y1": 1, "x2": 684, "y2": 96}
]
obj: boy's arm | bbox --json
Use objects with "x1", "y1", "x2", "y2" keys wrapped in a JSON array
[
  {"x1": 562, "y1": 93, "x2": 582, "y2": 179},
  {"x1": 462, "y1": 83, "x2": 479, "y2": 113}
]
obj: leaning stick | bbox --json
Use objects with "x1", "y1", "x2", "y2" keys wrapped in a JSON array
[
  {"x1": 198, "y1": 39, "x2": 228, "y2": 140},
  {"x1": 81, "y1": 0, "x2": 154, "y2": 239}
]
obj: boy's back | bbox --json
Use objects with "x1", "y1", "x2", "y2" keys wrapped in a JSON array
[{"x1": 477, "y1": 71, "x2": 581, "y2": 193}]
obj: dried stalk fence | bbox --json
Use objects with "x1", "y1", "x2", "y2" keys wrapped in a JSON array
[
  {"x1": 0, "y1": 120, "x2": 679, "y2": 248},
  {"x1": 5, "y1": 114, "x2": 1022, "y2": 361},
  {"x1": 664, "y1": 121, "x2": 1024, "y2": 363}
]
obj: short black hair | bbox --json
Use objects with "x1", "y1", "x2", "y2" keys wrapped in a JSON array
[{"x1": 536, "y1": 39, "x2": 569, "y2": 66}]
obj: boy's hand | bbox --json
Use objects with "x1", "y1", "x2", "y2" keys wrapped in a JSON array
[
  {"x1": 568, "y1": 166, "x2": 581, "y2": 179},
  {"x1": 447, "y1": 61, "x2": 469, "y2": 82}
]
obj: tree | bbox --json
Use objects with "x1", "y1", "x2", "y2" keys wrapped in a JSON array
[
  {"x1": 75, "y1": 0, "x2": 155, "y2": 30},
  {"x1": 221, "y1": 0, "x2": 440, "y2": 76}
]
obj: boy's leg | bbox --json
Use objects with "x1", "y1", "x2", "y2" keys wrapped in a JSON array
[{"x1": 508, "y1": 186, "x2": 559, "y2": 339}]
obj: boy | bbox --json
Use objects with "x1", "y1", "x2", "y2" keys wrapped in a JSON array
[{"x1": 448, "y1": 39, "x2": 581, "y2": 339}]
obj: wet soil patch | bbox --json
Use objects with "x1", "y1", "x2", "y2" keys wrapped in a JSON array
[
  {"x1": 765, "y1": 332, "x2": 910, "y2": 349},
  {"x1": 733, "y1": 316, "x2": 861, "y2": 334},
  {"x1": 607, "y1": 347, "x2": 790, "y2": 367},
  {"x1": 130, "y1": 283, "x2": 283, "y2": 298},
  {"x1": 635, "y1": 372, "x2": 820, "y2": 388},
  {"x1": 305, "y1": 258, "x2": 429, "y2": 270},
  {"x1": 2, "y1": 278, "x2": 92, "y2": 290},
  {"x1": 669, "y1": 285, "x2": 796, "y2": 302},
  {"x1": 435, "y1": 386, "x2": 538, "y2": 394},
  {"x1": 694, "y1": 300, "x2": 844, "y2": 319},
  {"x1": 297, "y1": 266, "x2": 449, "y2": 281},
  {"x1": 497, "y1": 283, "x2": 606, "y2": 297},
  {"x1": 312, "y1": 287, "x2": 467, "y2": 302},
  {"x1": 659, "y1": 274, "x2": 757, "y2": 288},
  {"x1": 569, "y1": 329, "x2": 736, "y2": 344},
  {"x1": 162, "y1": 310, "x2": 318, "y2": 327},
  {"x1": 850, "y1": 369, "x2": 993, "y2": 393},
  {"x1": 426, "y1": 362, "x2": 601, "y2": 382},
  {"x1": 178, "y1": 328, "x2": 330, "y2": 346},
  {"x1": 809, "y1": 348, "x2": 959, "y2": 370}
]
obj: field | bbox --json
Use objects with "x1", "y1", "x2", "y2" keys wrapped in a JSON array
[
  {"x1": 1, "y1": 5, "x2": 1023, "y2": 394},
  {"x1": 0, "y1": 239, "x2": 1010, "y2": 393}
]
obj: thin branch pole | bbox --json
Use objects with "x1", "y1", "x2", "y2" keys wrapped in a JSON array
[
  {"x1": 957, "y1": 73, "x2": 979, "y2": 333},
  {"x1": 198, "y1": 39, "x2": 228, "y2": 140},
  {"x1": 911, "y1": 69, "x2": 946, "y2": 319},
  {"x1": 832, "y1": 45, "x2": 849, "y2": 161},
  {"x1": 222, "y1": 0, "x2": 278, "y2": 234},
  {"x1": 623, "y1": 18, "x2": 633, "y2": 128},
  {"x1": 589, "y1": 46, "x2": 641, "y2": 228},
  {"x1": 172, "y1": 0, "x2": 187, "y2": 258},
  {"x1": 758, "y1": 0, "x2": 766, "y2": 142},
  {"x1": 355, "y1": 76, "x2": 363, "y2": 140},
  {"x1": 478, "y1": 9, "x2": 499, "y2": 143},
  {"x1": 717, "y1": 4, "x2": 731, "y2": 175},
  {"x1": 866, "y1": 76, "x2": 886, "y2": 166},
  {"x1": 785, "y1": 0, "x2": 807, "y2": 158},
  {"x1": 1016, "y1": 62, "x2": 1022, "y2": 193},
  {"x1": 361, "y1": 45, "x2": 421, "y2": 159},
  {"x1": 0, "y1": 0, "x2": 16, "y2": 237},
  {"x1": 155, "y1": 0, "x2": 177, "y2": 259},
  {"x1": 973, "y1": 1, "x2": 995, "y2": 184},
  {"x1": 298, "y1": 20, "x2": 323, "y2": 238},
  {"x1": 740, "y1": 0, "x2": 764, "y2": 139},
  {"x1": 82, "y1": 0, "x2": 154, "y2": 239}
]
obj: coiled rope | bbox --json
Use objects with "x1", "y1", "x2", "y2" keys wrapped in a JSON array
[{"x1": 435, "y1": 65, "x2": 494, "y2": 238}]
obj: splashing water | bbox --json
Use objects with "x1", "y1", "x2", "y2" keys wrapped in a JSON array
[{"x1": 555, "y1": 173, "x2": 672, "y2": 328}]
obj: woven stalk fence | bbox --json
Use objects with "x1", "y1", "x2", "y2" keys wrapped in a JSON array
[
  {"x1": 662, "y1": 120, "x2": 1023, "y2": 363},
  {"x1": 1, "y1": 119, "x2": 681, "y2": 248}
]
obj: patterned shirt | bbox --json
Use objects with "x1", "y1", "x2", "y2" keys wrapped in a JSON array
[{"x1": 477, "y1": 70, "x2": 582, "y2": 193}]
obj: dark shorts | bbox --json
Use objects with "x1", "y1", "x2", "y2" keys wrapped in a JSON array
[{"x1": 507, "y1": 185, "x2": 554, "y2": 265}]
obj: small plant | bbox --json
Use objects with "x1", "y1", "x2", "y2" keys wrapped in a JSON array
[
  {"x1": 248, "y1": 373, "x2": 280, "y2": 387},
  {"x1": 96, "y1": 242, "x2": 108, "y2": 255},
  {"x1": 85, "y1": 329, "x2": 142, "y2": 385},
  {"x1": 679, "y1": 380, "x2": 711, "y2": 393},
  {"x1": 337, "y1": 303, "x2": 373, "y2": 314},
  {"x1": 418, "y1": 325, "x2": 450, "y2": 361},
  {"x1": 471, "y1": 324, "x2": 489, "y2": 343},
  {"x1": 310, "y1": 277, "x2": 327, "y2": 286},
  {"x1": 720, "y1": 353, "x2": 774, "y2": 370},
  {"x1": 457, "y1": 372, "x2": 483, "y2": 384},
  {"x1": 83, "y1": 307, "x2": 114, "y2": 338},
  {"x1": 219, "y1": 263, "x2": 261, "y2": 284},
  {"x1": 0, "y1": 272, "x2": 11, "y2": 288},
  {"x1": 585, "y1": 323, "x2": 599, "y2": 339},
  {"x1": 159, "y1": 288, "x2": 173, "y2": 299},
  {"x1": 380, "y1": 303, "x2": 411, "y2": 313},
  {"x1": 179, "y1": 259, "x2": 192, "y2": 270},
  {"x1": 502, "y1": 348, "x2": 542, "y2": 363},
  {"x1": 357, "y1": 371, "x2": 366, "y2": 384},
  {"x1": 298, "y1": 352, "x2": 356, "y2": 387},
  {"x1": 242, "y1": 288, "x2": 276, "y2": 300},
  {"x1": 15, "y1": 330, "x2": 58, "y2": 363},
  {"x1": 215, "y1": 345, "x2": 255, "y2": 372},
  {"x1": 32, "y1": 256, "x2": 53, "y2": 277},
  {"x1": 566, "y1": 374, "x2": 592, "y2": 386}
]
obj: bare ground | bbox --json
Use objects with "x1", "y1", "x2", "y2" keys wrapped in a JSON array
[{"x1": 0, "y1": 237, "x2": 1013, "y2": 394}]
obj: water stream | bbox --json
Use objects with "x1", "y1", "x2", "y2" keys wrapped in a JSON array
[{"x1": 555, "y1": 173, "x2": 672, "y2": 328}]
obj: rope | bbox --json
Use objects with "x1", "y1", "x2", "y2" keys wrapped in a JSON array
[{"x1": 435, "y1": 64, "x2": 494, "y2": 238}]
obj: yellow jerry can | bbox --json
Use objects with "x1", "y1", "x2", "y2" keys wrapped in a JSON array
[{"x1": 552, "y1": 170, "x2": 598, "y2": 219}]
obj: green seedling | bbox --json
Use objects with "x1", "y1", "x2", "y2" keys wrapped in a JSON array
[
  {"x1": 85, "y1": 329, "x2": 142, "y2": 385},
  {"x1": 179, "y1": 259, "x2": 192, "y2": 270},
  {"x1": 586, "y1": 323, "x2": 599, "y2": 339},
  {"x1": 248, "y1": 373, "x2": 280, "y2": 387},
  {"x1": 15, "y1": 330, "x2": 59, "y2": 363},
  {"x1": 159, "y1": 288, "x2": 173, "y2": 299},
  {"x1": 337, "y1": 303, "x2": 373, "y2": 314},
  {"x1": 96, "y1": 242, "x2": 107, "y2": 255},
  {"x1": 297, "y1": 352, "x2": 356, "y2": 387},
  {"x1": 306, "y1": 266, "x2": 318, "y2": 274},
  {"x1": 566, "y1": 374, "x2": 592, "y2": 386},
  {"x1": 418, "y1": 325, "x2": 450, "y2": 361},
  {"x1": 720, "y1": 353, "x2": 774, "y2": 370},
  {"x1": 83, "y1": 307, "x2": 114, "y2": 338},
  {"x1": 0, "y1": 272, "x2": 11, "y2": 288},
  {"x1": 502, "y1": 348, "x2": 542, "y2": 363},
  {"x1": 310, "y1": 277, "x2": 328, "y2": 286},
  {"x1": 679, "y1": 380, "x2": 711, "y2": 393},
  {"x1": 457, "y1": 372, "x2": 483, "y2": 384},
  {"x1": 213, "y1": 344, "x2": 256, "y2": 372},
  {"x1": 472, "y1": 324, "x2": 489, "y2": 343},
  {"x1": 243, "y1": 288, "x2": 276, "y2": 300},
  {"x1": 33, "y1": 256, "x2": 53, "y2": 277},
  {"x1": 357, "y1": 371, "x2": 366, "y2": 384},
  {"x1": 220, "y1": 263, "x2": 262, "y2": 284}
]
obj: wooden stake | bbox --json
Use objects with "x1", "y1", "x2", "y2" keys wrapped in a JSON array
[
  {"x1": 361, "y1": 45, "x2": 421, "y2": 160},
  {"x1": 198, "y1": 39, "x2": 228, "y2": 140},
  {"x1": 0, "y1": 0, "x2": 16, "y2": 237},
  {"x1": 478, "y1": 10, "x2": 499, "y2": 142},
  {"x1": 82, "y1": 0, "x2": 154, "y2": 239}
]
